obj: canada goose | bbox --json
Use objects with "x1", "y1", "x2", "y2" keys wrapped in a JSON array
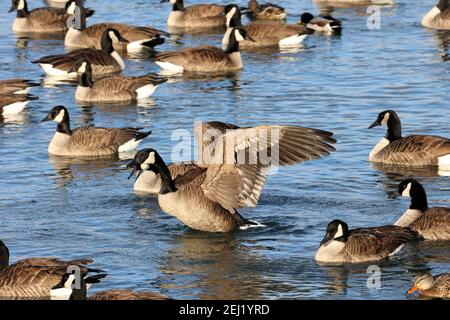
[
  {"x1": 127, "y1": 124, "x2": 336, "y2": 232},
  {"x1": 65, "y1": 1, "x2": 169, "y2": 53},
  {"x1": 396, "y1": 179, "x2": 450, "y2": 240},
  {"x1": 75, "y1": 61, "x2": 167, "y2": 103},
  {"x1": 8, "y1": 0, "x2": 94, "y2": 34},
  {"x1": 0, "y1": 240, "x2": 105, "y2": 299},
  {"x1": 223, "y1": 5, "x2": 309, "y2": 48},
  {"x1": 41, "y1": 105, "x2": 151, "y2": 157},
  {"x1": 246, "y1": 0, "x2": 287, "y2": 20},
  {"x1": 407, "y1": 272, "x2": 450, "y2": 298},
  {"x1": 53, "y1": 272, "x2": 168, "y2": 300},
  {"x1": 368, "y1": 110, "x2": 450, "y2": 166},
  {"x1": 0, "y1": 78, "x2": 38, "y2": 95},
  {"x1": 161, "y1": 0, "x2": 225, "y2": 28},
  {"x1": 0, "y1": 94, "x2": 38, "y2": 115},
  {"x1": 299, "y1": 12, "x2": 342, "y2": 34},
  {"x1": 422, "y1": 0, "x2": 450, "y2": 30},
  {"x1": 33, "y1": 28, "x2": 128, "y2": 77},
  {"x1": 155, "y1": 27, "x2": 254, "y2": 73},
  {"x1": 315, "y1": 220, "x2": 422, "y2": 263}
]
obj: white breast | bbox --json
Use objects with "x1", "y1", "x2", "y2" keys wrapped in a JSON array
[
  {"x1": 75, "y1": 86, "x2": 91, "y2": 101},
  {"x1": 48, "y1": 132, "x2": 71, "y2": 155},
  {"x1": 315, "y1": 241, "x2": 346, "y2": 263},
  {"x1": 167, "y1": 11, "x2": 184, "y2": 27},
  {"x1": 369, "y1": 137, "x2": 390, "y2": 162},
  {"x1": 394, "y1": 209, "x2": 424, "y2": 228},
  {"x1": 421, "y1": 6, "x2": 441, "y2": 28},
  {"x1": 65, "y1": 28, "x2": 82, "y2": 47}
]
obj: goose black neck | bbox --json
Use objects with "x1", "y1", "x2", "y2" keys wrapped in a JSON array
[
  {"x1": 386, "y1": 113, "x2": 402, "y2": 142},
  {"x1": 437, "y1": 0, "x2": 449, "y2": 11},
  {"x1": 100, "y1": 32, "x2": 114, "y2": 54},
  {"x1": 154, "y1": 158, "x2": 177, "y2": 195},
  {"x1": 80, "y1": 70, "x2": 93, "y2": 88},
  {"x1": 225, "y1": 31, "x2": 240, "y2": 54},
  {"x1": 57, "y1": 113, "x2": 72, "y2": 135},
  {"x1": 410, "y1": 184, "x2": 429, "y2": 212},
  {"x1": 0, "y1": 241, "x2": 9, "y2": 270},
  {"x1": 172, "y1": 0, "x2": 184, "y2": 11},
  {"x1": 16, "y1": 0, "x2": 29, "y2": 18}
]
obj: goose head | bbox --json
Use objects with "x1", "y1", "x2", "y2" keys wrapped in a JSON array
[
  {"x1": 42, "y1": 105, "x2": 69, "y2": 124},
  {"x1": 127, "y1": 149, "x2": 177, "y2": 194},
  {"x1": 368, "y1": 110, "x2": 402, "y2": 141},
  {"x1": 0, "y1": 240, "x2": 9, "y2": 269},
  {"x1": 300, "y1": 12, "x2": 315, "y2": 25},
  {"x1": 8, "y1": 0, "x2": 27, "y2": 13},
  {"x1": 407, "y1": 272, "x2": 435, "y2": 294},
  {"x1": 437, "y1": 0, "x2": 450, "y2": 12},
  {"x1": 320, "y1": 220, "x2": 349, "y2": 245},
  {"x1": 398, "y1": 179, "x2": 428, "y2": 212},
  {"x1": 224, "y1": 4, "x2": 242, "y2": 27}
]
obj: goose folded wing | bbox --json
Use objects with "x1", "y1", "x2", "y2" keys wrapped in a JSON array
[
  {"x1": 89, "y1": 289, "x2": 169, "y2": 300},
  {"x1": 28, "y1": 8, "x2": 66, "y2": 25},
  {"x1": 185, "y1": 4, "x2": 224, "y2": 18},
  {"x1": 69, "y1": 127, "x2": 141, "y2": 152},
  {"x1": 413, "y1": 207, "x2": 450, "y2": 232},
  {"x1": 391, "y1": 135, "x2": 450, "y2": 158}
]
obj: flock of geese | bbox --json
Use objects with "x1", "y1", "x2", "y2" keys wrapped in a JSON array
[{"x1": 0, "y1": 0, "x2": 450, "y2": 300}]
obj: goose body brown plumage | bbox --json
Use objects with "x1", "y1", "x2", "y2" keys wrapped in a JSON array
[
  {"x1": 422, "y1": 0, "x2": 450, "y2": 30},
  {"x1": 0, "y1": 79, "x2": 37, "y2": 95},
  {"x1": 0, "y1": 94, "x2": 37, "y2": 115},
  {"x1": 88, "y1": 290, "x2": 169, "y2": 300},
  {"x1": 164, "y1": 0, "x2": 225, "y2": 28},
  {"x1": 247, "y1": 0, "x2": 287, "y2": 20},
  {"x1": 0, "y1": 241, "x2": 100, "y2": 299}
]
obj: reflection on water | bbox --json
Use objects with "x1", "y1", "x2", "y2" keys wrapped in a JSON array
[{"x1": 0, "y1": 0, "x2": 449, "y2": 300}]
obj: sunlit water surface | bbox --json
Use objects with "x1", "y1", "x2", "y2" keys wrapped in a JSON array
[{"x1": 0, "y1": 0, "x2": 449, "y2": 300}]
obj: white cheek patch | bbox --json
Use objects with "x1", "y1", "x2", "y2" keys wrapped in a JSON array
[
  {"x1": 64, "y1": 274, "x2": 76, "y2": 288},
  {"x1": 334, "y1": 225, "x2": 344, "y2": 239},
  {"x1": 381, "y1": 112, "x2": 390, "y2": 125},
  {"x1": 18, "y1": 0, "x2": 25, "y2": 10},
  {"x1": 144, "y1": 152, "x2": 156, "y2": 164},
  {"x1": 169, "y1": 0, "x2": 177, "y2": 4},
  {"x1": 402, "y1": 183, "x2": 412, "y2": 197},
  {"x1": 67, "y1": 2, "x2": 76, "y2": 14},
  {"x1": 226, "y1": 7, "x2": 237, "y2": 21},
  {"x1": 78, "y1": 62, "x2": 87, "y2": 73},
  {"x1": 234, "y1": 30, "x2": 245, "y2": 42},
  {"x1": 109, "y1": 31, "x2": 119, "y2": 43},
  {"x1": 54, "y1": 110, "x2": 65, "y2": 123}
]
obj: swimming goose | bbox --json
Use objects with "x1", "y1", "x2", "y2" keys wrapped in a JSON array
[
  {"x1": 127, "y1": 125, "x2": 336, "y2": 232},
  {"x1": 0, "y1": 240, "x2": 104, "y2": 299},
  {"x1": 246, "y1": 0, "x2": 287, "y2": 20},
  {"x1": 162, "y1": 0, "x2": 225, "y2": 28},
  {"x1": 53, "y1": 272, "x2": 168, "y2": 300},
  {"x1": 0, "y1": 78, "x2": 38, "y2": 95},
  {"x1": 33, "y1": 28, "x2": 128, "y2": 77},
  {"x1": 368, "y1": 110, "x2": 450, "y2": 166},
  {"x1": 223, "y1": 5, "x2": 309, "y2": 48},
  {"x1": 299, "y1": 12, "x2": 342, "y2": 34},
  {"x1": 422, "y1": 0, "x2": 450, "y2": 30},
  {"x1": 315, "y1": 220, "x2": 422, "y2": 263},
  {"x1": 75, "y1": 61, "x2": 167, "y2": 102},
  {"x1": 41, "y1": 105, "x2": 151, "y2": 157},
  {"x1": 155, "y1": 27, "x2": 254, "y2": 73},
  {"x1": 0, "y1": 94, "x2": 38, "y2": 115},
  {"x1": 8, "y1": 0, "x2": 94, "y2": 34},
  {"x1": 65, "y1": 1, "x2": 169, "y2": 53},
  {"x1": 396, "y1": 179, "x2": 450, "y2": 240},
  {"x1": 407, "y1": 272, "x2": 450, "y2": 298}
]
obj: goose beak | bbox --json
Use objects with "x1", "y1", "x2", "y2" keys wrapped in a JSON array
[
  {"x1": 120, "y1": 36, "x2": 129, "y2": 44},
  {"x1": 126, "y1": 160, "x2": 142, "y2": 180},
  {"x1": 320, "y1": 232, "x2": 333, "y2": 246},
  {"x1": 8, "y1": 6, "x2": 15, "y2": 13},
  {"x1": 368, "y1": 121, "x2": 380, "y2": 129},
  {"x1": 406, "y1": 285, "x2": 418, "y2": 295},
  {"x1": 160, "y1": 0, "x2": 169, "y2": 3},
  {"x1": 41, "y1": 114, "x2": 51, "y2": 122}
]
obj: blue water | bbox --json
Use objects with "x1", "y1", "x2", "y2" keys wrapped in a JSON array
[{"x1": 0, "y1": 0, "x2": 449, "y2": 299}]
